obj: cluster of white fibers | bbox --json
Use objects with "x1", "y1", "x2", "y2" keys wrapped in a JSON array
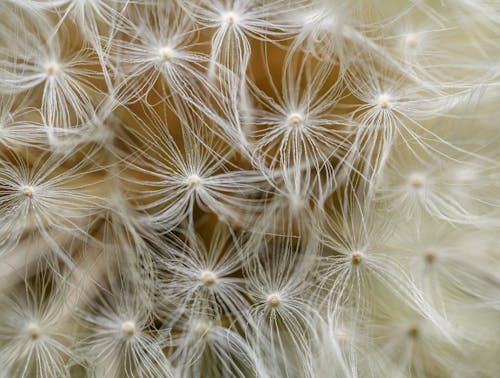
[{"x1": 0, "y1": 0, "x2": 499, "y2": 377}]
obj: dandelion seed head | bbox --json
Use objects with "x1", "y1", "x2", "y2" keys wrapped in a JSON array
[
  {"x1": 200, "y1": 270, "x2": 217, "y2": 287},
  {"x1": 0, "y1": 2, "x2": 497, "y2": 376},
  {"x1": 121, "y1": 320, "x2": 137, "y2": 337},
  {"x1": 266, "y1": 292, "x2": 282, "y2": 308}
]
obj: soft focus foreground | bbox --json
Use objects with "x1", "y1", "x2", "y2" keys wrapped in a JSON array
[{"x1": 0, "y1": 1, "x2": 499, "y2": 377}]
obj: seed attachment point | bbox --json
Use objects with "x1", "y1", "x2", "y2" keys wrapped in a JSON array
[
  {"x1": 20, "y1": 185, "x2": 34, "y2": 197},
  {"x1": 404, "y1": 33, "x2": 419, "y2": 49},
  {"x1": 266, "y1": 292, "x2": 281, "y2": 308},
  {"x1": 121, "y1": 321, "x2": 136, "y2": 337},
  {"x1": 200, "y1": 270, "x2": 217, "y2": 287},
  {"x1": 424, "y1": 251, "x2": 436, "y2": 264},
  {"x1": 46, "y1": 62, "x2": 60, "y2": 76},
  {"x1": 351, "y1": 251, "x2": 363, "y2": 265},
  {"x1": 287, "y1": 113, "x2": 304, "y2": 128},
  {"x1": 159, "y1": 46, "x2": 174, "y2": 62},
  {"x1": 224, "y1": 12, "x2": 239, "y2": 25},
  {"x1": 186, "y1": 174, "x2": 203, "y2": 189},
  {"x1": 194, "y1": 320, "x2": 211, "y2": 337},
  {"x1": 377, "y1": 94, "x2": 391, "y2": 109},
  {"x1": 409, "y1": 173, "x2": 426, "y2": 190},
  {"x1": 27, "y1": 322, "x2": 41, "y2": 340},
  {"x1": 407, "y1": 323, "x2": 420, "y2": 338}
]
